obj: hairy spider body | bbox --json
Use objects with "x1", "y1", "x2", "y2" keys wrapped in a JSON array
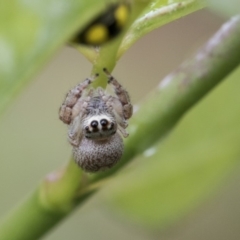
[
  {"x1": 59, "y1": 69, "x2": 132, "y2": 172},
  {"x1": 73, "y1": 133, "x2": 124, "y2": 172}
]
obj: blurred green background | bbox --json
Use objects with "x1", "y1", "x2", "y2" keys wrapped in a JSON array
[{"x1": 1, "y1": 8, "x2": 240, "y2": 240}]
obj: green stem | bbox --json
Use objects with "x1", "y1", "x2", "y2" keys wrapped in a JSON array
[
  {"x1": 39, "y1": 159, "x2": 84, "y2": 212},
  {"x1": 0, "y1": 15, "x2": 240, "y2": 240},
  {"x1": 91, "y1": 15, "x2": 240, "y2": 181},
  {"x1": 0, "y1": 188, "x2": 96, "y2": 240},
  {"x1": 0, "y1": 190, "x2": 65, "y2": 240},
  {"x1": 75, "y1": 0, "x2": 150, "y2": 88},
  {"x1": 0, "y1": 159, "x2": 94, "y2": 240}
]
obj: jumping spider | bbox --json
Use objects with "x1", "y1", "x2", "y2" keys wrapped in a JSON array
[{"x1": 59, "y1": 68, "x2": 133, "y2": 172}]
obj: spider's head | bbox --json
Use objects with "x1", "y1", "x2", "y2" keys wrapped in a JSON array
[{"x1": 83, "y1": 114, "x2": 117, "y2": 140}]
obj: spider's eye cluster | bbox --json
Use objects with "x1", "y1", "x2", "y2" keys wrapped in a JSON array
[
  {"x1": 100, "y1": 119, "x2": 108, "y2": 127},
  {"x1": 72, "y1": 3, "x2": 130, "y2": 46},
  {"x1": 90, "y1": 120, "x2": 98, "y2": 128},
  {"x1": 84, "y1": 115, "x2": 116, "y2": 139}
]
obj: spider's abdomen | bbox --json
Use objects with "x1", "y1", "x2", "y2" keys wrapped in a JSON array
[{"x1": 73, "y1": 133, "x2": 123, "y2": 172}]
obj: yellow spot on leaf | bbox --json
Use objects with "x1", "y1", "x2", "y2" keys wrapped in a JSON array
[
  {"x1": 85, "y1": 24, "x2": 108, "y2": 45},
  {"x1": 115, "y1": 4, "x2": 129, "y2": 27}
]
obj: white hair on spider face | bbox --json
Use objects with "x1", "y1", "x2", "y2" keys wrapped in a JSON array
[{"x1": 83, "y1": 114, "x2": 117, "y2": 140}]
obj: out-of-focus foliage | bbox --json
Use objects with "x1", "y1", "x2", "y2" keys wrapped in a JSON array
[
  {"x1": 208, "y1": 0, "x2": 240, "y2": 17},
  {"x1": 0, "y1": 0, "x2": 113, "y2": 117},
  {"x1": 0, "y1": 0, "x2": 204, "y2": 117},
  {"x1": 105, "y1": 67, "x2": 240, "y2": 229},
  {"x1": 119, "y1": 0, "x2": 205, "y2": 57}
]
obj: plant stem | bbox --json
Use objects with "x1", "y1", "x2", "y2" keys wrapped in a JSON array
[
  {"x1": 75, "y1": 0, "x2": 150, "y2": 85},
  {"x1": 91, "y1": 15, "x2": 240, "y2": 181},
  {"x1": 0, "y1": 15, "x2": 240, "y2": 240},
  {"x1": 0, "y1": 190, "x2": 65, "y2": 240}
]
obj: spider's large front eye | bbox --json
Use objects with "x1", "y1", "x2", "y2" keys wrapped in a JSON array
[
  {"x1": 100, "y1": 119, "x2": 108, "y2": 127},
  {"x1": 91, "y1": 120, "x2": 98, "y2": 128}
]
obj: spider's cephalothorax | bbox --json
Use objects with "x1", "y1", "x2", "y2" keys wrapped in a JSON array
[
  {"x1": 59, "y1": 69, "x2": 132, "y2": 172},
  {"x1": 82, "y1": 96, "x2": 117, "y2": 140}
]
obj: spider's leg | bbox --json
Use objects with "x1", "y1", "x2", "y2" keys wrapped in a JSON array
[
  {"x1": 103, "y1": 68, "x2": 132, "y2": 120},
  {"x1": 59, "y1": 74, "x2": 98, "y2": 124}
]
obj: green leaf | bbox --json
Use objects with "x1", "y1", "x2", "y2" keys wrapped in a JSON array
[
  {"x1": 208, "y1": 0, "x2": 240, "y2": 17},
  {"x1": 104, "y1": 67, "x2": 240, "y2": 229},
  {"x1": 0, "y1": 0, "x2": 205, "y2": 118},
  {"x1": 118, "y1": 0, "x2": 205, "y2": 58},
  {"x1": 0, "y1": 0, "x2": 114, "y2": 117}
]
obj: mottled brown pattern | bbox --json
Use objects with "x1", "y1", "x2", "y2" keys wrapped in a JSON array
[{"x1": 72, "y1": 133, "x2": 124, "y2": 172}]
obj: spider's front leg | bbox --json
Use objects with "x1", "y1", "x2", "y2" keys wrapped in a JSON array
[
  {"x1": 103, "y1": 68, "x2": 133, "y2": 138},
  {"x1": 103, "y1": 68, "x2": 133, "y2": 120},
  {"x1": 59, "y1": 74, "x2": 98, "y2": 125}
]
